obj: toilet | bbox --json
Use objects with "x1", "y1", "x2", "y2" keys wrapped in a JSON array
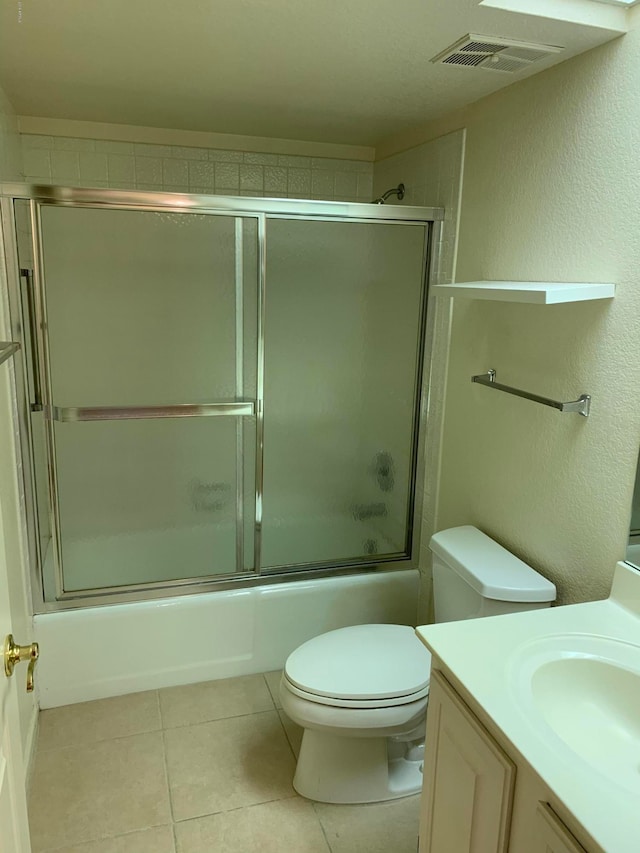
[{"x1": 279, "y1": 525, "x2": 556, "y2": 804}]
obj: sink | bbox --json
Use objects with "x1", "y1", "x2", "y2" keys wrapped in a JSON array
[{"x1": 510, "y1": 634, "x2": 640, "y2": 794}]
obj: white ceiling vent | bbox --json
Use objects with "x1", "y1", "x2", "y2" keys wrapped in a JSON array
[{"x1": 432, "y1": 34, "x2": 563, "y2": 74}]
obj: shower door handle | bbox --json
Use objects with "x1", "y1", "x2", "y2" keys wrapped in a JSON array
[
  {"x1": 48, "y1": 401, "x2": 256, "y2": 422},
  {"x1": 19, "y1": 268, "x2": 44, "y2": 412}
]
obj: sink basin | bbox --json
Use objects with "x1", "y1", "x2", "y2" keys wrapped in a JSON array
[{"x1": 511, "y1": 634, "x2": 640, "y2": 793}]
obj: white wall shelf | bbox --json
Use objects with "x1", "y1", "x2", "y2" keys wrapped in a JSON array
[{"x1": 434, "y1": 281, "x2": 615, "y2": 304}]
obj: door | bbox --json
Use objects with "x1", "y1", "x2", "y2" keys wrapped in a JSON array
[
  {"x1": 420, "y1": 670, "x2": 515, "y2": 853},
  {"x1": 529, "y1": 803, "x2": 588, "y2": 853},
  {"x1": 0, "y1": 343, "x2": 32, "y2": 853}
]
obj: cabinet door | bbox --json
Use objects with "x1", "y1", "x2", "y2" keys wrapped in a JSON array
[
  {"x1": 531, "y1": 803, "x2": 588, "y2": 853},
  {"x1": 419, "y1": 670, "x2": 515, "y2": 853}
]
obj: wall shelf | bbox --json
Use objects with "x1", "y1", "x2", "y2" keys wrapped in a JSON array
[{"x1": 434, "y1": 281, "x2": 615, "y2": 304}]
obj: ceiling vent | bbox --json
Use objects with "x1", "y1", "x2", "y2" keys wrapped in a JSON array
[{"x1": 432, "y1": 33, "x2": 563, "y2": 74}]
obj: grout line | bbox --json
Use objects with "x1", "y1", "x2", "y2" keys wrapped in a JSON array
[
  {"x1": 262, "y1": 670, "x2": 281, "y2": 709},
  {"x1": 161, "y1": 706, "x2": 278, "y2": 732},
  {"x1": 160, "y1": 727, "x2": 177, "y2": 826},
  {"x1": 36, "y1": 824, "x2": 176, "y2": 853},
  {"x1": 275, "y1": 710, "x2": 296, "y2": 760},
  {"x1": 312, "y1": 801, "x2": 335, "y2": 853},
  {"x1": 156, "y1": 686, "x2": 166, "y2": 729},
  {"x1": 171, "y1": 791, "x2": 300, "y2": 825},
  {"x1": 276, "y1": 709, "x2": 300, "y2": 760},
  {"x1": 171, "y1": 819, "x2": 179, "y2": 853},
  {"x1": 34, "y1": 725, "x2": 164, "y2": 755}
]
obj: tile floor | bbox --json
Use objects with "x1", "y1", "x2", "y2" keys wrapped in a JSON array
[{"x1": 28, "y1": 671, "x2": 421, "y2": 853}]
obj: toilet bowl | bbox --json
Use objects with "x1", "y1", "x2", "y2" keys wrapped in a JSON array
[
  {"x1": 281, "y1": 526, "x2": 557, "y2": 804},
  {"x1": 280, "y1": 623, "x2": 431, "y2": 804}
]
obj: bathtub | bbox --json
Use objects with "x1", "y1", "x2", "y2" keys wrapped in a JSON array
[{"x1": 34, "y1": 568, "x2": 419, "y2": 708}]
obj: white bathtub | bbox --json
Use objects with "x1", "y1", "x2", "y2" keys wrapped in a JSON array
[{"x1": 34, "y1": 568, "x2": 419, "y2": 708}]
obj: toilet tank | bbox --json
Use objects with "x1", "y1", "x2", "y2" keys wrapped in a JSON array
[{"x1": 429, "y1": 526, "x2": 556, "y2": 623}]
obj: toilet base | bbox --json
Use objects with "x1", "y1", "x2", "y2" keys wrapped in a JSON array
[{"x1": 293, "y1": 728, "x2": 424, "y2": 804}]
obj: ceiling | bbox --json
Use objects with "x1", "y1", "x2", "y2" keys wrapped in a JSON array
[{"x1": 0, "y1": 0, "x2": 628, "y2": 148}]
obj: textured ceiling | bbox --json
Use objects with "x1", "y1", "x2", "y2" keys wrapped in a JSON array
[{"x1": 0, "y1": 0, "x2": 624, "y2": 146}]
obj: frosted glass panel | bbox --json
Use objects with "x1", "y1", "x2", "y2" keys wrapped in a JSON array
[
  {"x1": 55, "y1": 417, "x2": 254, "y2": 590},
  {"x1": 37, "y1": 206, "x2": 258, "y2": 594},
  {"x1": 262, "y1": 219, "x2": 427, "y2": 568},
  {"x1": 40, "y1": 207, "x2": 257, "y2": 406}
]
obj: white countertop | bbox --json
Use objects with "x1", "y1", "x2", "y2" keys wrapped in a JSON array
[{"x1": 416, "y1": 561, "x2": 640, "y2": 853}]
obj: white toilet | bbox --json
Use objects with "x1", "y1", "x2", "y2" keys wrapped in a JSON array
[{"x1": 279, "y1": 525, "x2": 556, "y2": 804}]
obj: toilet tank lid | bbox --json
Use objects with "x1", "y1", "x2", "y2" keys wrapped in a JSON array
[{"x1": 429, "y1": 526, "x2": 556, "y2": 603}]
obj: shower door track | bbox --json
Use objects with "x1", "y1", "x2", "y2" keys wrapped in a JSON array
[{"x1": 0, "y1": 184, "x2": 444, "y2": 613}]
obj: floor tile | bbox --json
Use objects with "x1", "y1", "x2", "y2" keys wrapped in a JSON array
[
  {"x1": 263, "y1": 670, "x2": 283, "y2": 709},
  {"x1": 28, "y1": 731, "x2": 171, "y2": 851},
  {"x1": 164, "y1": 710, "x2": 296, "y2": 821},
  {"x1": 159, "y1": 675, "x2": 273, "y2": 729},
  {"x1": 279, "y1": 709, "x2": 303, "y2": 758},
  {"x1": 314, "y1": 794, "x2": 421, "y2": 853},
  {"x1": 38, "y1": 825, "x2": 175, "y2": 853},
  {"x1": 175, "y1": 797, "x2": 330, "y2": 853},
  {"x1": 37, "y1": 691, "x2": 161, "y2": 752}
]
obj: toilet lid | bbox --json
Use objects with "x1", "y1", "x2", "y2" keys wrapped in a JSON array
[{"x1": 284, "y1": 624, "x2": 431, "y2": 702}]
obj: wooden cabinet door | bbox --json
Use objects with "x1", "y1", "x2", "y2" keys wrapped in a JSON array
[
  {"x1": 530, "y1": 803, "x2": 588, "y2": 853},
  {"x1": 419, "y1": 670, "x2": 515, "y2": 853}
]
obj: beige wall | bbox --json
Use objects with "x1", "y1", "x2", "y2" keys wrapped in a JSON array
[
  {"x1": 390, "y1": 29, "x2": 640, "y2": 605},
  {"x1": 0, "y1": 85, "x2": 21, "y2": 180},
  {"x1": 0, "y1": 85, "x2": 37, "y2": 766}
]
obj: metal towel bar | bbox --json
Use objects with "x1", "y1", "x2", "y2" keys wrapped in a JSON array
[
  {"x1": 50, "y1": 401, "x2": 255, "y2": 422},
  {"x1": 0, "y1": 341, "x2": 20, "y2": 367},
  {"x1": 471, "y1": 369, "x2": 591, "y2": 417}
]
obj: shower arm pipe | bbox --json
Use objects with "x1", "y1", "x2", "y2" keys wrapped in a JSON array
[
  {"x1": 372, "y1": 183, "x2": 405, "y2": 204},
  {"x1": 49, "y1": 401, "x2": 255, "y2": 422}
]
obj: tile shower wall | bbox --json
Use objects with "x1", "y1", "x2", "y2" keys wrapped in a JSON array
[
  {"x1": 373, "y1": 129, "x2": 464, "y2": 287},
  {"x1": 21, "y1": 134, "x2": 374, "y2": 201}
]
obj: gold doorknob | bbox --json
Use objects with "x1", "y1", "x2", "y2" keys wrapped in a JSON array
[{"x1": 4, "y1": 634, "x2": 39, "y2": 693}]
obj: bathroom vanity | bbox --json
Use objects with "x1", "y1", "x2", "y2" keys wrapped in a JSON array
[{"x1": 416, "y1": 561, "x2": 640, "y2": 853}]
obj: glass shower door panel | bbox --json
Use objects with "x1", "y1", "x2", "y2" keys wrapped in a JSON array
[
  {"x1": 38, "y1": 207, "x2": 258, "y2": 591},
  {"x1": 54, "y1": 417, "x2": 253, "y2": 591},
  {"x1": 262, "y1": 218, "x2": 427, "y2": 569},
  {"x1": 40, "y1": 207, "x2": 257, "y2": 406}
]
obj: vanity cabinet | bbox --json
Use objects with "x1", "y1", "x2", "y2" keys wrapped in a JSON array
[
  {"x1": 531, "y1": 803, "x2": 588, "y2": 853},
  {"x1": 419, "y1": 670, "x2": 592, "y2": 853}
]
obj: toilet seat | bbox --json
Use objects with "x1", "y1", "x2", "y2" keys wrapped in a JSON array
[
  {"x1": 283, "y1": 624, "x2": 431, "y2": 709},
  {"x1": 282, "y1": 674, "x2": 429, "y2": 709}
]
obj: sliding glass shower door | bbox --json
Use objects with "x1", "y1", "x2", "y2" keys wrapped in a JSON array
[
  {"x1": 37, "y1": 205, "x2": 259, "y2": 593},
  {"x1": 4, "y1": 188, "x2": 436, "y2": 605},
  {"x1": 262, "y1": 218, "x2": 427, "y2": 569}
]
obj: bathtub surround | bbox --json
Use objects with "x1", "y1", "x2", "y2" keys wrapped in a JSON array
[
  {"x1": 378, "y1": 24, "x2": 640, "y2": 605},
  {"x1": 20, "y1": 132, "x2": 374, "y2": 201}
]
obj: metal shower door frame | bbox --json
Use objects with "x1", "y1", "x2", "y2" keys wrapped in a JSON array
[{"x1": 0, "y1": 184, "x2": 444, "y2": 612}]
